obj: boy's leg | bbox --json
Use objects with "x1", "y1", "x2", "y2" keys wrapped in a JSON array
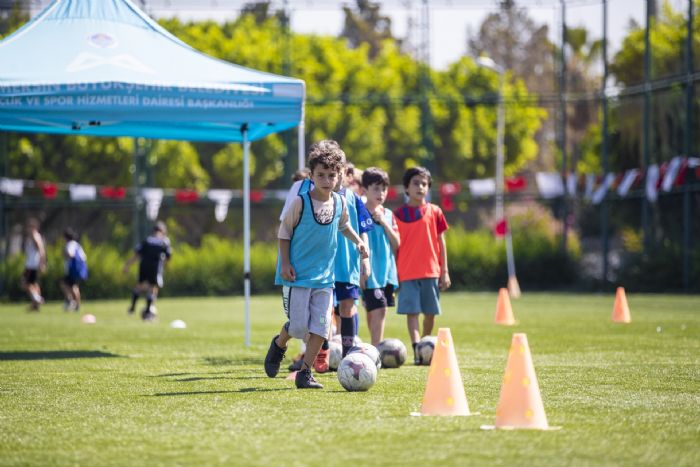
[
  {"x1": 72, "y1": 285, "x2": 81, "y2": 311},
  {"x1": 128, "y1": 283, "x2": 142, "y2": 313},
  {"x1": 339, "y1": 298, "x2": 357, "y2": 357},
  {"x1": 368, "y1": 307, "x2": 387, "y2": 347},
  {"x1": 406, "y1": 314, "x2": 421, "y2": 364},
  {"x1": 296, "y1": 333, "x2": 324, "y2": 389},
  {"x1": 422, "y1": 314, "x2": 435, "y2": 337}
]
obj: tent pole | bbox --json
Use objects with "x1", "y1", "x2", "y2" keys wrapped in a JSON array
[
  {"x1": 298, "y1": 113, "x2": 305, "y2": 170},
  {"x1": 243, "y1": 127, "x2": 251, "y2": 347}
]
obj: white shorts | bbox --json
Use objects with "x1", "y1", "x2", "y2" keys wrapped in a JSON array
[{"x1": 282, "y1": 286, "x2": 333, "y2": 339}]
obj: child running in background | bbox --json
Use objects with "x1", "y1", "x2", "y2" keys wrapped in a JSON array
[
  {"x1": 265, "y1": 140, "x2": 368, "y2": 389},
  {"x1": 60, "y1": 228, "x2": 87, "y2": 312},
  {"x1": 393, "y1": 167, "x2": 451, "y2": 364},
  {"x1": 123, "y1": 221, "x2": 172, "y2": 322},
  {"x1": 361, "y1": 168, "x2": 400, "y2": 346},
  {"x1": 22, "y1": 218, "x2": 46, "y2": 311}
]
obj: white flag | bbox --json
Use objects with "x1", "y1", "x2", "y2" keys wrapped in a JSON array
[
  {"x1": 584, "y1": 174, "x2": 596, "y2": 200},
  {"x1": 645, "y1": 164, "x2": 660, "y2": 203},
  {"x1": 0, "y1": 177, "x2": 23, "y2": 196},
  {"x1": 468, "y1": 178, "x2": 496, "y2": 198},
  {"x1": 536, "y1": 172, "x2": 565, "y2": 199},
  {"x1": 207, "y1": 189, "x2": 233, "y2": 222},
  {"x1": 617, "y1": 169, "x2": 639, "y2": 197},
  {"x1": 69, "y1": 184, "x2": 96, "y2": 201},
  {"x1": 592, "y1": 173, "x2": 615, "y2": 204},
  {"x1": 661, "y1": 156, "x2": 682, "y2": 192},
  {"x1": 566, "y1": 173, "x2": 577, "y2": 196},
  {"x1": 142, "y1": 188, "x2": 163, "y2": 220}
]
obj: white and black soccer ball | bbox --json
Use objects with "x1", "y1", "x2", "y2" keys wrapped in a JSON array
[
  {"x1": 377, "y1": 338, "x2": 407, "y2": 368},
  {"x1": 337, "y1": 352, "x2": 377, "y2": 392},
  {"x1": 330, "y1": 334, "x2": 342, "y2": 345},
  {"x1": 347, "y1": 342, "x2": 381, "y2": 369},
  {"x1": 416, "y1": 335, "x2": 437, "y2": 365},
  {"x1": 328, "y1": 341, "x2": 343, "y2": 371}
]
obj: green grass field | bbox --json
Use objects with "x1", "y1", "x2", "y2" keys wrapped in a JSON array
[{"x1": 1, "y1": 292, "x2": 698, "y2": 466}]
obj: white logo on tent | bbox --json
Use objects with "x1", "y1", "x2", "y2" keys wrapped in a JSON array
[{"x1": 66, "y1": 52, "x2": 155, "y2": 74}]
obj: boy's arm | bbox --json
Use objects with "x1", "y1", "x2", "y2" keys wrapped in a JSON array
[
  {"x1": 340, "y1": 226, "x2": 368, "y2": 260},
  {"x1": 384, "y1": 214, "x2": 401, "y2": 256},
  {"x1": 359, "y1": 232, "x2": 371, "y2": 289},
  {"x1": 438, "y1": 232, "x2": 451, "y2": 291},
  {"x1": 278, "y1": 239, "x2": 295, "y2": 281},
  {"x1": 33, "y1": 231, "x2": 46, "y2": 272},
  {"x1": 122, "y1": 252, "x2": 140, "y2": 274}
]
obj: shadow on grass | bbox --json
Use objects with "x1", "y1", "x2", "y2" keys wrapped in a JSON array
[
  {"x1": 148, "y1": 387, "x2": 291, "y2": 396},
  {"x1": 201, "y1": 356, "x2": 262, "y2": 366},
  {"x1": 0, "y1": 350, "x2": 123, "y2": 361}
]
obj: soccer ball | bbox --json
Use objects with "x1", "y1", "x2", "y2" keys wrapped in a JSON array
[
  {"x1": 377, "y1": 338, "x2": 407, "y2": 368},
  {"x1": 330, "y1": 334, "x2": 362, "y2": 346},
  {"x1": 348, "y1": 342, "x2": 381, "y2": 369},
  {"x1": 416, "y1": 335, "x2": 437, "y2": 365},
  {"x1": 337, "y1": 352, "x2": 377, "y2": 392},
  {"x1": 329, "y1": 341, "x2": 343, "y2": 371}
]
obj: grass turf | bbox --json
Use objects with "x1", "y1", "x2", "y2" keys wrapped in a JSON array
[{"x1": 0, "y1": 292, "x2": 698, "y2": 466}]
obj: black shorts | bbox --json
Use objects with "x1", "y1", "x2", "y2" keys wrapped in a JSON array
[
  {"x1": 139, "y1": 266, "x2": 163, "y2": 288},
  {"x1": 63, "y1": 275, "x2": 80, "y2": 286},
  {"x1": 23, "y1": 269, "x2": 38, "y2": 285},
  {"x1": 362, "y1": 284, "x2": 396, "y2": 312}
]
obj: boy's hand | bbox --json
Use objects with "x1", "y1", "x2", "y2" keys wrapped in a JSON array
[
  {"x1": 439, "y1": 271, "x2": 451, "y2": 291},
  {"x1": 360, "y1": 258, "x2": 371, "y2": 289},
  {"x1": 281, "y1": 262, "x2": 296, "y2": 282},
  {"x1": 357, "y1": 241, "x2": 369, "y2": 260},
  {"x1": 371, "y1": 208, "x2": 386, "y2": 227}
]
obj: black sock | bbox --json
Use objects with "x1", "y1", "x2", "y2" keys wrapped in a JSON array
[
  {"x1": 412, "y1": 342, "x2": 418, "y2": 361},
  {"x1": 129, "y1": 290, "x2": 139, "y2": 310},
  {"x1": 341, "y1": 317, "x2": 356, "y2": 357},
  {"x1": 145, "y1": 293, "x2": 154, "y2": 312},
  {"x1": 321, "y1": 339, "x2": 329, "y2": 350}
]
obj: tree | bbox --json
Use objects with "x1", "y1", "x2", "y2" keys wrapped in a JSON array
[{"x1": 341, "y1": 0, "x2": 395, "y2": 60}]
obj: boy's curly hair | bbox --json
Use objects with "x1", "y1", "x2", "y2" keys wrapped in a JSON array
[
  {"x1": 362, "y1": 167, "x2": 390, "y2": 189},
  {"x1": 402, "y1": 166, "x2": 432, "y2": 188},
  {"x1": 307, "y1": 140, "x2": 346, "y2": 175}
]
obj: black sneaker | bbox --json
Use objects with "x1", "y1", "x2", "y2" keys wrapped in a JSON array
[
  {"x1": 141, "y1": 307, "x2": 156, "y2": 322},
  {"x1": 295, "y1": 368, "x2": 323, "y2": 389},
  {"x1": 264, "y1": 335, "x2": 286, "y2": 377}
]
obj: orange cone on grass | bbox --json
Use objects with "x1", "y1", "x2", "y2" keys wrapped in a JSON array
[
  {"x1": 420, "y1": 328, "x2": 471, "y2": 416},
  {"x1": 612, "y1": 287, "x2": 631, "y2": 323},
  {"x1": 488, "y1": 333, "x2": 553, "y2": 430},
  {"x1": 495, "y1": 288, "x2": 516, "y2": 325}
]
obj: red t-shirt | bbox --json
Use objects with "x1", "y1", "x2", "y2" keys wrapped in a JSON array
[{"x1": 393, "y1": 203, "x2": 448, "y2": 281}]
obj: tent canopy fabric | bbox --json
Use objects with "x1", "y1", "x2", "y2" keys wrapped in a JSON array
[{"x1": 0, "y1": 0, "x2": 305, "y2": 142}]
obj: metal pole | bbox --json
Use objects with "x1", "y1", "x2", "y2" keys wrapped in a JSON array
[
  {"x1": 601, "y1": 0, "x2": 610, "y2": 284},
  {"x1": 298, "y1": 105, "x2": 305, "y2": 171},
  {"x1": 560, "y1": 0, "x2": 568, "y2": 252},
  {"x1": 683, "y1": 0, "x2": 694, "y2": 291},
  {"x1": 419, "y1": 0, "x2": 434, "y2": 174},
  {"x1": 642, "y1": 0, "x2": 653, "y2": 252},
  {"x1": 0, "y1": 132, "x2": 7, "y2": 297},
  {"x1": 495, "y1": 71, "x2": 505, "y2": 222},
  {"x1": 132, "y1": 138, "x2": 143, "y2": 248},
  {"x1": 243, "y1": 127, "x2": 251, "y2": 347}
]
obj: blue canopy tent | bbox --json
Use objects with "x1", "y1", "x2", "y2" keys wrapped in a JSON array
[{"x1": 0, "y1": 0, "x2": 306, "y2": 345}]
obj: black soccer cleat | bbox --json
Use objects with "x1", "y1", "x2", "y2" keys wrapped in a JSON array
[
  {"x1": 295, "y1": 368, "x2": 323, "y2": 389},
  {"x1": 264, "y1": 335, "x2": 286, "y2": 378}
]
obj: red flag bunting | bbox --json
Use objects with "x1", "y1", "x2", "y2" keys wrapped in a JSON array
[
  {"x1": 440, "y1": 195, "x2": 455, "y2": 212},
  {"x1": 250, "y1": 190, "x2": 264, "y2": 203},
  {"x1": 505, "y1": 176, "x2": 526, "y2": 192},
  {"x1": 40, "y1": 182, "x2": 57, "y2": 199},
  {"x1": 494, "y1": 218, "x2": 508, "y2": 238},
  {"x1": 100, "y1": 186, "x2": 126, "y2": 199},
  {"x1": 439, "y1": 182, "x2": 460, "y2": 196},
  {"x1": 675, "y1": 160, "x2": 688, "y2": 186},
  {"x1": 175, "y1": 189, "x2": 199, "y2": 203},
  {"x1": 386, "y1": 186, "x2": 398, "y2": 202}
]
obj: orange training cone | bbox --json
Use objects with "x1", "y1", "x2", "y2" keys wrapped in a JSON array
[
  {"x1": 482, "y1": 333, "x2": 557, "y2": 430},
  {"x1": 495, "y1": 288, "x2": 516, "y2": 325},
  {"x1": 612, "y1": 287, "x2": 631, "y2": 323},
  {"x1": 419, "y1": 328, "x2": 471, "y2": 416}
]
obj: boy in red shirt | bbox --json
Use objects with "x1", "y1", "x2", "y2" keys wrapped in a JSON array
[{"x1": 393, "y1": 167, "x2": 451, "y2": 364}]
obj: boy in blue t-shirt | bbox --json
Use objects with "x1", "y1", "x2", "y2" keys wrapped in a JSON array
[
  {"x1": 265, "y1": 140, "x2": 368, "y2": 389},
  {"x1": 361, "y1": 167, "x2": 400, "y2": 346},
  {"x1": 329, "y1": 163, "x2": 374, "y2": 364}
]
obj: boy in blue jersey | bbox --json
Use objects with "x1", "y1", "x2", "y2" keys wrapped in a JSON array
[
  {"x1": 361, "y1": 167, "x2": 400, "y2": 346},
  {"x1": 265, "y1": 140, "x2": 368, "y2": 389},
  {"x1": 330, "y1": 163, "x2": 374, "y2": 363}
]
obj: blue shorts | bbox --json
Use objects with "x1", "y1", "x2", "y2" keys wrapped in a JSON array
[
  {"x1": 335, "y1": 282, "x2": 360, "y2": 302},
  {"x1": 396, "y1": 278, "x2": 441, "y2": 315}
]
